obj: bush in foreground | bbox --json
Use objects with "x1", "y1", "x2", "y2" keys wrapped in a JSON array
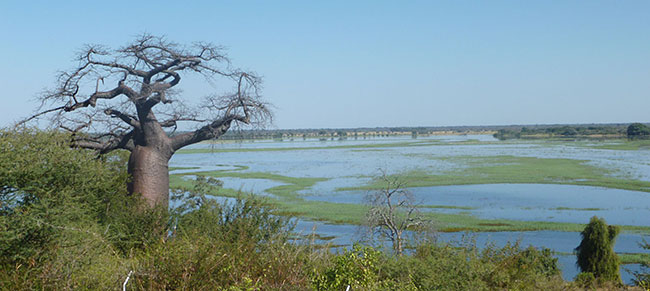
[{"x1": 575, "y1": 216, "x2": 622, "y2": 285}]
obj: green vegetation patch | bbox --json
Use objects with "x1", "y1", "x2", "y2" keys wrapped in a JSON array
[
  {"x1": 274, "y1": 199, "x2": 650, "y2": 233},
  {"x1": 618, "y1": 253, "x2": 650, "y2": 265},
  {"x1": 340, "y1": 155, "x2": 650, "y2": 193},
  {"x1": 172, "y1": 170, "x2": 327, "y2": 201},
  {"x1": 551, "y1": 207, "x2": 603, "y2": 211},
  {"x1": 586, "y1": 140, "x2": 650, "y2": 151}
]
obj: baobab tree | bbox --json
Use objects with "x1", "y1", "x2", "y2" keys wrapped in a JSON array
[{"x1": 22, "y1": 34, "x2": 271, "y2": 208}]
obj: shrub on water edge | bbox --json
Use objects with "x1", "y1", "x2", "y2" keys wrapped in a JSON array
[
  {"x1": 408, "y1": 241, "x2": 561, "y2": 290},
  {"x1": 575, "y1": 216, "x2": 622, "y2": 284},
  {"x1": 311, "y1": 239, "x2": 565, "y2": 291},
  {"x1": 633, "y1": 238, "x2": 650, "y2": 288}
]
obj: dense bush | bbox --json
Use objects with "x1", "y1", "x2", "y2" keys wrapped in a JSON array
[
  {"x1": 131, "y1": 197, "x2": 313, "y2": 289},
  {"x1": 374, "y1": 240, "x2": 563, "y2": 291},
  {"x1": 634, "y1": 239, "x2": 650, "y2": 288},
  {"x1": 0, "y1": 128, "x2": 164, "y2": 288},
  {"x1": 627, "y1": 123, "x2": 650, "y2": 140},
  {"x1": 493, "y1": 129, "x2": 520, "y2": 140},
  {"x1": 575, "y1": 216, "x2": 622, "y2": 284},
  {"x1": 0, "y1": 128, "x2": 126, "y2": 262},
  {"x1": 494, "y1": 125, "x2": 626, "y2": 140},
  {"x1": 313, "y1": 245, "x2": 384, "y2": 290}
]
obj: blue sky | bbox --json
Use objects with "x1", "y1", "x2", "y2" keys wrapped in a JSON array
[{"x1": 1, "y1": 1, "x2": 649, "y2": 129}]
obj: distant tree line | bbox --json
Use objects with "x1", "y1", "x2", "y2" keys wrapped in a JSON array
[
  {"x1": 494, "y1": 124, "x2": 631, "y2": 140},
  {"x1": 166, "y1": 123, "x2": 634, "y2": 141}
]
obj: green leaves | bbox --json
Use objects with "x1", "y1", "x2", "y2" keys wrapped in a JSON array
[
  {"x1": 313, "y1": 245, "x2": 382, "y2": 290},
  {"x1": 0, "y1": 128, "x2": 129, "y2": 265},
  {"x1": 575, "y1": 216, "x2": 622, "y2": 284}
]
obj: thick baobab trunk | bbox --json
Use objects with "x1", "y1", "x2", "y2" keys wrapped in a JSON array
[{"x1": 127, "y1": 145, "x2": 172, "y2": 208}]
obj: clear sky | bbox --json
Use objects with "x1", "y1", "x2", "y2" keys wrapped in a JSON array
[{"x1": 1, "y1": 1, "x2": 649, "y2": 129}]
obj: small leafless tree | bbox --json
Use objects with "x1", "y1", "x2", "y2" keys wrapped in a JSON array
[
  {"x1": 363, "y1": 170, "x2": 435, "y2": 256},
  {"x1": 20, "y1": 34, "x2": 271, "y2": 208}
]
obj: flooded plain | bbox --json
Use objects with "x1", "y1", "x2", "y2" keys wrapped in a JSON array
[
  {"x1": 306, "y1": 184, "x2": 650, "y2": 226},
  {"x1": 170, "y1": 135, "x2": 650, "y2": 283}
]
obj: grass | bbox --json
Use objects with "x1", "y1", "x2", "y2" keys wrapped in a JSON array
[
  {"x1": 587, "y1": 139, "x2": 650, "y2": 150},
  {"x1": 270, "y1": 199, "x2": 650, "y2": 234},
  {"x1": 177, "y1": 170, "x2": 328, "y2": 200},
  {"x1": 338, "y1": 155, "x2": 650, "y2": 193},
  {"x1": 551, "y1": 207, "x2": 603, "y2": 211},
  {"x1": 619, "y1": 252, "x2": 650, "y2": 265}
]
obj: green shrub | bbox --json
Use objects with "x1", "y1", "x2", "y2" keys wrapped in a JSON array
[
  {"x1": 634, "y1": 238, "x2": 650, "y2": 288},
  {"x1": 132, "y1": 196, "x2": 311, "y2": 290},
  {"x1": 575, "y1": 272, "x2": 596, "y2": 288},
  {"x1": 401, "y1": 241, "x2": 562, "y2": 290},
  {"x1": 312, "y1": 244, "x2": 382, "y2": 290},
  {"x1": 575, "y1": 216, "x2": 622, "y2": 284},
  {"x1": 627, "y1": 123, "x2": 650, "y2": 140},
  {"x1": 312, "y1": 239, "x2": 564, "y2": 291},
  {"x1": 0, "y1": 128, "x2": 131, "y2": 261},
  {"x1": 0, "y1": 128, "x2": 143, "y2": 288}
]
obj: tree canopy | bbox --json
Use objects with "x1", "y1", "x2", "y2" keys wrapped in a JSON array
[
  {"x1": 575, "y1": 216, "x2": 622, "y2": 284},
  {"x1": 627, "y1": 123, "x2": 650, "y2": 140}
]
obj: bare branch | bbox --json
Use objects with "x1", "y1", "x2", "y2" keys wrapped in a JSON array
[
  {"x1": 16, "y1": 106, "x2": 66, "y2": 126},
  {"x1": 170, "y1": 114, "x2": 242, "y2": 150},
  {"x1": 362, "y1": 169, "x2": 436, "y2": 255},
  {"x1": 72, "y1": 130, "x2": 135, "y2": 153},
  {"x1": 104, "y1": 109, "x2": 140, "y2": 129}
]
